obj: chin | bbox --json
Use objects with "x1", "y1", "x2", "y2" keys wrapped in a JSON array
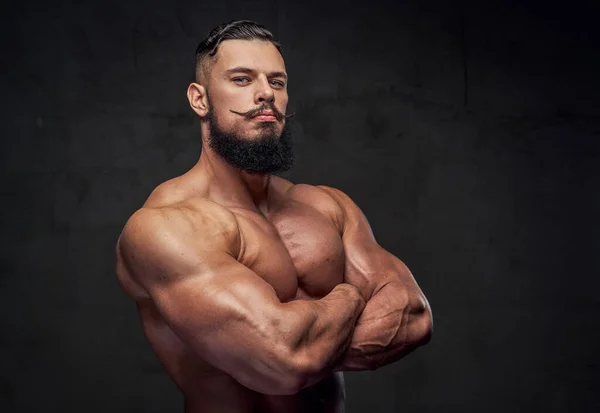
[
  {"x1": 258, "y1": 121, "x2": 281, "y2": 132},
  {"x1": 249, "y1": 126, "x2": 278, "y2": 139}
]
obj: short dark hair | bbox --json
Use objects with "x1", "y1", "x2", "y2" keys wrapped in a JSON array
[{"x1": 194, "y1": 20, "x2": 282, "y2": 83}]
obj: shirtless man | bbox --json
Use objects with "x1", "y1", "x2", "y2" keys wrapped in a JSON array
[{"x1": 115, "y1": 20, "x2": 432, "y2": 413}]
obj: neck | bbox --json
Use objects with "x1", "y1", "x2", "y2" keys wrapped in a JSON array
[{"x1": 193, "y1": 140, "x2": 272, "y2": 212}]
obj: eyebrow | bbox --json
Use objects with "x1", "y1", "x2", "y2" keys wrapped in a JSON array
[{"x1": 224, "y1": 66, "x2": 288, "y2": 79}]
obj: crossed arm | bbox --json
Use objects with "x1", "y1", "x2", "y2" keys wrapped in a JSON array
[
  {"x1": 117, "y1": 192, "x2": 432, "y2": 395},
  {"x1": 321, "y1": 186, "x2": 432, "y2": 371}
]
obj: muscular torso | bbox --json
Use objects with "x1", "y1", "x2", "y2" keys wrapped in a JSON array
[{"x1": 116, "y1": 176, "x2": 348, "y2": 413}]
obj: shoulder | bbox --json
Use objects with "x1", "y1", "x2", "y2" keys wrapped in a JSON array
[
  {"x1": 125, "y1": 170, "x2": 240, "y2": 253},
  {"x1": 313, "y1": 185, "x2": 354, "y2": 205},
  {"x1": 290, "y1": 183, "x2": 356, "y2": 210},
  {"x1": 118, "y1": 199, "x2": 241, "y2": 275},
  {"x1": 283, "y1": 182, "x2": 359, "y2": 232},
  {"x1": 143, "y1": 175, "x2": 196, "y2": 209},
  {"x1": 298, "y1": 184, "x2": 370, "y2": 236}
]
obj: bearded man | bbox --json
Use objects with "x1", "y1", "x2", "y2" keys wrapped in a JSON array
[{"x1": 115, "y1": 20, "x2": 432, "y2": 413}]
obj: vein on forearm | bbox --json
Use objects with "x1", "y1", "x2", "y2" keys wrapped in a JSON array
[{"x1": 339, "y1": 280, "x2": 429, "y2": 370}]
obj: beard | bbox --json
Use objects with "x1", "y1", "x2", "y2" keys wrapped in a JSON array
[{"x1": 205, "y1": 104, "x2": 294, "y2": 175}]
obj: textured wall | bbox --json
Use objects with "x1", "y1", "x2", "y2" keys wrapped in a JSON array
[{"x1": 2, "y1": 0, "x2": 599, "y2": 412}]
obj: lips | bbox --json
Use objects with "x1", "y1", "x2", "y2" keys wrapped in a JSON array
[{"x1": 253, "y1": 111, "x2": 277, "y2": 121}]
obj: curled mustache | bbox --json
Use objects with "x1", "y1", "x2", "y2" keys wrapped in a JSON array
[{"x1": 229, "y1": 104, "x2": 295, "y2": 121}]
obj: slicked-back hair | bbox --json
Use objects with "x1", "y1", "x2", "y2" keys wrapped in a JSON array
[{"x1": 194, "y1": 20, "x2": 283, "y2": 83}]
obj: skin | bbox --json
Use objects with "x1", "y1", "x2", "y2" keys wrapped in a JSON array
[{"x1": 115, "y1": 39, "x2": 433, "y2": 413}]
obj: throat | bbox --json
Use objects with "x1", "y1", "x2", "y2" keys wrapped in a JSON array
[{"x1": 197, "y1": 150, "x2": 277, "y2": 211}]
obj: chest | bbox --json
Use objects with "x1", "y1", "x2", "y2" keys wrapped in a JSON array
[{"x1": 234, "y1": 202, "x2": 345, "y2": 302}]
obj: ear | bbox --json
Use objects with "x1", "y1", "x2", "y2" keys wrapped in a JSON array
[{"x1": 187, "y1": 83, "x2": 209, "y2": 117}]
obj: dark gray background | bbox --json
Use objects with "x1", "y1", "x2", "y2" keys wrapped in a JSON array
[{"x1": 2, "y1": 0, "x2": 599, "y2": 411}]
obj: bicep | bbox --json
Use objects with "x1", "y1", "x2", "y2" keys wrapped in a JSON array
[
  {"x1": 344, "y1": 237, "x2": 424, "y2": 299},
  {"x1": 322, "y1": 186, "x2": 425, "y2": 299},
  {"x1": 150, "y1": 253, "x2": 282, "y2": 349},
  {"x1": 322, "y1": 188, "x2": 433, "y2": 362}
]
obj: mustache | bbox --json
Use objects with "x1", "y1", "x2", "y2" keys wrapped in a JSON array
[{"x1": 229, "y1": 104, "x2": 295, "y2": 121}]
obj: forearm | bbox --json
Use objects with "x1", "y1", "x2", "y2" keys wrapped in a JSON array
[
  {"x1": 335, "y1": 281, "x2": 432, "y2": 371},
  {"x1": 281, "y1": 283, "x2": 366, "y2": 387}
]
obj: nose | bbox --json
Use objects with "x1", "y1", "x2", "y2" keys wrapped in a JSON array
[{"x1": 254, "y1": 75, "x2": 275, "y2": 104}]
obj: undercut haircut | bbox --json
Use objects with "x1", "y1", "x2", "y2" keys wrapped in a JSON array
[{"x1": 194, "y1": 20, "x2": 283, "y2": 84}]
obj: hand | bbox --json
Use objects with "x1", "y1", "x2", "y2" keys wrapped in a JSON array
[{"x1": 333, "y1": 283, "x2": 367, "y2": 310}]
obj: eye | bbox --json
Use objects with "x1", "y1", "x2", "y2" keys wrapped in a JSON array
[
  {"x1": 270, "y1": 79, "x2": 286, "y2": 88},
  {"x1": 233, "y1": 77, "x2": 250, "y2": 85}
]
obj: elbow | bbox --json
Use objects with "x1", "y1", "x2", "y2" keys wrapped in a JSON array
[
  {"x1": 262, "y1": 376, "x2": 305, "y2": 396},
  {"x1": 256, "y1": 351, "x2": 318, "y2": 396},
  {"x1": 260, "y1": 306, "x2": 330, "y2": 395},
  {"x1": 230, "y1": 348, "x2": 308, "y2": 396},
  {"x1": 416, "y1": 310, "x2": 433, "y2": 347},
  {"x1": 413, "y1": 296, "x2": 433, "y2": 347},
  {"x1": 243, "y1": 335, "x2": 323, "y2": 396},
  {"x1": 274, "y1": 348, "x2": 326, "y2": 395}
]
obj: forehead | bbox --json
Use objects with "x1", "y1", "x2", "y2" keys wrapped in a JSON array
[{"x1": 212, "y1": 39, "x2": 286, "y2": 74}]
